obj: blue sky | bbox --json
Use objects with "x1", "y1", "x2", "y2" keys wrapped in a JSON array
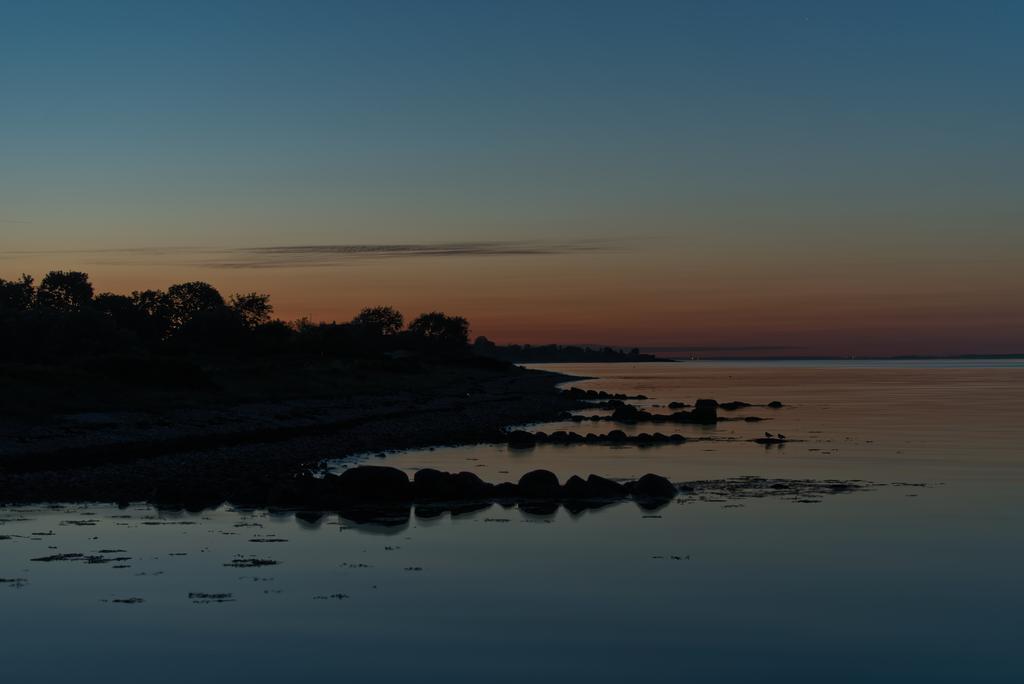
[
  {"x1": 3, "y1": 1, "x2": 1021, "y2": 245},
  {"x1": 2, "y1": 1, "x2": 1022, "y2": 353}
]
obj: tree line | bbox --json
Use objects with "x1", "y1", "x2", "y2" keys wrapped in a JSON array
[{"x1": 0, "y1": 270, "x2": 470, "y2": 362}]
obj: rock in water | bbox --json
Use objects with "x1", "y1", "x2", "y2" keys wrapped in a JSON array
[
  {"x1": 335, "y1": 466, "x2": 412, "y2": 501},
  {"x1": 518, "y1": 469, "x2": 562, "y2": 499},
  {"x1": 413, "y1": 468, "x2": 457, "y2": 500},
  {"x1": 506, "y1": 430, "x2": 537, "y2": 448},
  {"x1": 691, "y1": 399, "x2": 719, "y2": 424},
  {"x1": 630, "y1": 473, "x2": 677, "y2": 499},
  {"x1": 492, "y1": 482, "x2": 520, "y2": 499},
  {"x1": 586, "y1": 474, "x2": 628, "y2": 499},
  {"x1": 562, "y1": 475, "x2": 590, "y2": 499},
  {"x1": 450, "y1": 471, "x2": 493, "y2": 499}
]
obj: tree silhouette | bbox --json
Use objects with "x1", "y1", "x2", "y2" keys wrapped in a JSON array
[
  {"x1": 408, "y1": 312, "x2": 469, "y2": 346},
  {"x1": 351, "y1": 306, "x2": 404, "y2": 336},
  {"x1": 165, "y1": 281, "x2": 225, "y2": 330},
  {"x1": 0, "y1": 269, "x2": 497, "y2": 365},
  {"x1": 229, "y1": 292, "x2": 273, "y2": 329},
  {"x1": 36, "y1": 271, "x2": 94, "y2": 311}
]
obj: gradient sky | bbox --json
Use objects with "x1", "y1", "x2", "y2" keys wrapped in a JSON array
[{"x1": 2, "y1": 1, "x2": 1022, "y2": 356}]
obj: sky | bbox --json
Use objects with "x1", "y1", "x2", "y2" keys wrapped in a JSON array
[{"x1": 2, "y1": 0, "x2": 1022, "y2": 356}]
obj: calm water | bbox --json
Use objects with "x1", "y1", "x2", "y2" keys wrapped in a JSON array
[{"x1": 2, "y1": 361, "x2": 1022, "y2": 682}]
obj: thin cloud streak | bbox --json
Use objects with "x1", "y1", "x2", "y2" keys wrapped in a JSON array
[{"x1": 3, "y1": 241, "x2": 613, "y2": 268}]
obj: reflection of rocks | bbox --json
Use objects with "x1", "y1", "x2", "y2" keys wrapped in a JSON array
[{"x1": 337, "y1": 503, "x2": 411, "y2": 529}]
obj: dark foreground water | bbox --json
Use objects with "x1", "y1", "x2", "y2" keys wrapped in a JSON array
[{"x1": 2, "y1": 361, "x2": 1023, "y2": 682}]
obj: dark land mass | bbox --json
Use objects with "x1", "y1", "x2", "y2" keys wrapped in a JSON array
[
  {"x1": 0, "y1": 359, "x2": 586, "y2": 504},
  {"x1": 472, "y1": 337, "x2": 667, "y2": 363},
  {"x1": 0, "y1": 268, "x2": 592, "y2": 504}
]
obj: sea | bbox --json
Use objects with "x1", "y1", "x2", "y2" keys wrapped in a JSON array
[{"x1": 2, "y1": 360, "x2": 1022, "y2": 682}]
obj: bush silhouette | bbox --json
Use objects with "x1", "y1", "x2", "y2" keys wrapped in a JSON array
[{"x1": 0, "y1": 274, "x2": 35, "y2": 312}]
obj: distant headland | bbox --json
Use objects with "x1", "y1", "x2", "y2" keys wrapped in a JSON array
[{"x1": 472, "y1": 338, "x2": 668, "y2": 363}]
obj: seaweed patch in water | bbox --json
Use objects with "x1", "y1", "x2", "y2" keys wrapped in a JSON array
[
  {"x1": 224, "y1": 557, "x2": 279, "y2": 568},
  {"x1": 189, "y1": 592, "x2": 235, "y2": 603}
]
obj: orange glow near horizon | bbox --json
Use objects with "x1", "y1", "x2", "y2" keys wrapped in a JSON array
[{"x1": 4, "y1": 239, "x2": 1022, "y2": 358}]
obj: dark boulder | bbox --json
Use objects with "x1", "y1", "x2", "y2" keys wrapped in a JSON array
[
  {"x1": 767, "y1": 401, "x2": 784, "y2": 408},
  {"x1": 606, "y1": 429, "x2": 628, "y2": 443},
  {"x1": 334, "y1": 466, "x2": 412, "y2": 501},
  {"x1": 586, "y1": 474, "x2": 628, "y2": 499},
  {"x1": 718, "y1": 401, "x2": 752, "y2": 411},
  {"x1": 413, "y1": 468, "x2": 457, "y2": 500},
  {"x1": 611, "y1": 404, "x2": 645, "y2": 423},
  {"x1": 492, "y1": 482, "x2": 519, "y2": 499},
  {"x1": 518, "y1": 469, "x2": 562, "y2": 499},
  {"x1": 562, "y1": 475, "x2": 590, "y2": 499},
  {"x1": 630, "y1": 473, "x2": 677, "y2": 499},
  {"x1": 506, "y1": 430, "x2": 537, "y2": 448},
  {"x1": 450, "y1": 471, "x2": 493, "y2": 499},
  {"x1": 691, "y1": 399, "x2": 719, "y2": 424}
]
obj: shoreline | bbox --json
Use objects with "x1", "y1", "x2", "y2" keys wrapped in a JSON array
[{"x1": 0, "y1": 367, "x2": 584, "y2": 505}]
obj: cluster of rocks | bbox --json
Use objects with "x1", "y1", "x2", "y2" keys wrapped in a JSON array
[
  {"x1": 566, "y1": 398, "x2": 785, "y2": 426},
  {"x1": 265, "y1": 466, "x2": 679, "y2": 512},
  {"x1": 602, "y1": 398, "x2": 719, "y2": 424},
  {"x1": 561, "y1": 387, "x2": 648, "y2": 401},
  {"x1": 717, "y1": 400, "x2": 784, "y2": 410},
  {"x1": 507, "y1": 429, "x2": 685, "y2": 448}
]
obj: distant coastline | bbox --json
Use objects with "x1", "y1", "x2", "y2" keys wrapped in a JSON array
[
  {"x1": 663, "y1": 353, "x2": 1024, "y2": 361},
  {"x1": 473, "y1": 338, "x2": 670, "y2": 363}
]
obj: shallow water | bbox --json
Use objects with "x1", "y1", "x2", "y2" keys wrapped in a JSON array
[{"x1": 2, "y1": 361, "x2": 1023, "y2": 682}]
